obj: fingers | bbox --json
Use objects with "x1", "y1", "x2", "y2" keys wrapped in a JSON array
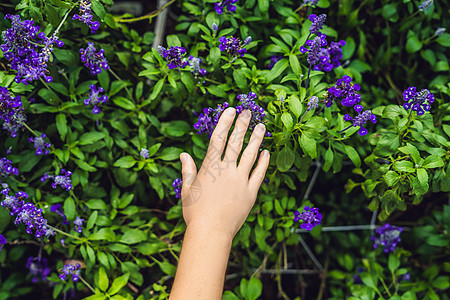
[
  {"x1": 205, "y1": 107, "x2": 236, "y2": 162},
  {"x1": 180, "y1": 153, "x2": 197, "y2": 187},
  {"x1": 248, "y1": 149, "x2": 270, "y2": 195},
  {"x1": 238, "y1": 123, "x2": 266, "y2": 175},
  {"x1": 223, "y1": 110, "x2": 252, "y2": 164}
]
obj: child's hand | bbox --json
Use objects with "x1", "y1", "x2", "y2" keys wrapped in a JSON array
[{"x1": 179, "y1": 107, "x2": 270, "y2": 240}]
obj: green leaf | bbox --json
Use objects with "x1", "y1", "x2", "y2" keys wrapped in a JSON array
[
  {"x1": 150, "y1": 78, "x2": 164, "y2": 100},
  {"x1": 157, "y1": 147, "x2": 183, "y2": 161},
  {"x1": 64, "y1": 197, "x2": 76, "y2": 221},
  {"x1": 288, "y1": 95, "x2": 302, "y2": 119},
  {"x1": 97, "y1": 251, "x2": 110, "y2": 269},
  {"x1": 86, "y1": 211, "x2": 98, "y2": 230},
  {"x1": 266, "y1": 59, "x2": 288, "y2": 82},
  {"x1": 75, "y1": 159, "x2": 97, "y2": 172},
  {"x1": 89, "y1": 228, "x2": 116, "y2": 241},
  {"x1": 112, "y1": 96, "x2": 136, "y2": 111},
  {"x1": 323, "y1": 146, "x2": 334, "y2": 172},
  {"x1": 422, "y1": 155, "x2": 444, "y2": 168},
  {"x1": 181, "y1": 72, "x2": 194, "y2": 93},
  {"x1": 388, "y1": 254, "x2": 400, "y2": 273},
  {"x1": 91, "y1": 0, "x2": 106, "y2": 19},
  {"x1": 384, "y1": 171, "x2": 401, "y2": 187},
  {"x1": 258, "y1": 0, "x2": 269, "y2": 13},
  {"x1": 247, "y1": 277, "x2": 263, "y2": 300},
  {"x1": 161, "y1": 121, "x2": 191, "y2": 137},
  {"x1": 107, "y1": 273, "x2": 130, "y2": 295},
  {"x1": 289, "y1": 54, "x2": 300, "y2": 74},
  {"x1": 299, "y1": 133, "x2": 317, "y2": 159},
  {"x1": 55, "y1": 114, "x2": 68, "y2": 141},
  {"x1": 398, "y1": 143, "x2": 421, "y2": 164},
  {"x1": 344, "y1": 145, "x2": 361, "y2": 168},
  {"x1": 276, "y1": 146, "x2": 295, "y2": 172},
  {"x1": 157, "y1": 261, "x2": 177, "y2": 276},
  {"x1": 83, "y1": 294, "x2": 107, "y2": 300},
  {"x1": 233, "y1": 69, "x2": 247, "y2": 90},
  {"x1": 113, "y1": 156, "x2": 137, "y2": 168},
  {"x1": 406, "y1": 34, "x2": 422, "y2": 53},
  {"x1": 436, "y1": 33, "x2": 450, "y2": 47},
  {"x1": 393, "y1": 161, "x2": 415, "y2": 173},
  {"x1": 120, "y1": 229, "x2": 147, "y2": 244},
  {"x1": 79, "y1": 131, "x2": 105, "y2": 145},
  {"x1": 98, "y1": 267, "x2": 109, "y2": 292},
  {"x1": 416, "y1": 168, "x2": 429, "y2": 191},
  {"x1": 206, "y1": 85, "x2": 227, "y2": 98},
  {"x1": 281, "y1": 112, "x2": 294, "y2": 131},
  {"x1": 431, "y1": 276, "x2": 450, "y2": 289}
]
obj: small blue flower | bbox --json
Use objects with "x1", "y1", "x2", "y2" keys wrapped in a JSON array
[
  {"x1": 140, "y1": 148, "x2": 150, "y2": 159},
  {"x1": 157, "y1": 46, "x2": 188, "y2": 69},
  {"x1": 0, "y1": 234, "x2": 6, "y2": 251},
  {"x1": 294, "y1": 206, "x2": 322, "y2": 231},
  {"x1": 173, "y1": 178, "x2": 182, "y2": 198},
  {"x1": 73, "y1": 216, "x2": 84, "y2": 233},
  {"x1": 59, "y1": 263, "x2": 81, "y2": 281},
  {"x1": 371, "y1": 223, "x2": 403, "y2": 253},
  {"x1": 28, "y1": 134, "x2": 51, "y2": 155}
]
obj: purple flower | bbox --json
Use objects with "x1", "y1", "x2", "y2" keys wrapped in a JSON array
[
  {"x1": 343, "y1": 105, "x2": 376, "y2": 136},
  {"x1": 80, "y1": 42, "x2": 109, "y2": 75},
  {"x1": 326, "y1": 75, "x2": 361, "y2": 108},
  {"x1": 172, "y1": 178, "x2": 182, "y2": 198},
  {"x1": 370, "y1": 223, "x2": 403, "y2": 253},
  {"x1": 26, "y1": 256, "x2": 51, "y2": 282},
  {"x1": 0, "y1": 234, "x2": 6, "y2": 250},
  {"x1": 59, "y1": 264, "x2": 81, "y2": 281},
  {"x1": 434, "y1": 27, "x2": 446, "y2": 37},
  {"x1": 300, "y1": 34, "x2": 327, "y2": 66},
  {"x1": 1, "y1": 15, "x2": 63, "y2": 85},
  {"x1": 402, "y1": 87, "x2": 434, "y2": 116},
  {"x1": 218, "y1": 36, "x2": 248, "y2": 58},
  {"x1": 309, "y1": 14, "x2": 327, "y2": 35},
  {"x1": 303, "y1": 0, "x2": 319, "y2": 5},
  {"x1": 73, "y1": 216, "x2": 84, "y2": 233},
  {"x1": 1, "y1": 187, "x2": 55, "y2": 238},
  {"x1": 157, "y1": 46, "x2": 188, "y2": 69},
  {"x1": 400, "y1": 272, "x2": 410, "y2": 281},
  {"x1": 84, "y1": 84, "x2": 108, "y2": 114},
  {"x1": 0, "y1": 157, "x2": 19, "y2": 183},
  {"x1": 28, "y1": 134, "x2": 51, "y2": 155},
  {"x1": 267, "y1": 55, "x2": 282, "y2": 70},
  {"x1": 301, "y1": 35, "x2": 345, "y2": 72},
  {"x1": 73, "y1": 0, "x2": 100, "y2": 33},
  {"x1": 294, "y1": 206, "x2": 322, "y2": 231},
  {"x1": 42, "y1": 169, "x2": 73, "y2": 191},
  {"x1": 236, "y1": 92, "x2": 271, "y2": 137},
  {"x1": 140, "y1": 148, "x2": 149, "y2": 159},
  {"x1": 194, "y1": 102, "x2": 230, "y2": 137},
  {"x1": 307, "y1": 96, "x2": 319, "y2": 111},
  {"x1": 50, "y1": 204, "x2": 69, "y2": 225},
  {"x1": 418, "y1": 0, "x2": 433, "y2": 11},
  {"x1": 353, "y1": 267, "x2": 364, "y2": 284},
  {"x1": 188, "y1": 56, "x2": 207, "y2": 76},
  {"x1": 0, "y1": 86, "x2": 26, "y2": 137},
  {"x1": 214, "y1": 0, "x2": 239, "y2": 14},
  {"x1": 211, "y1": 23, "x2": 218, "y2": 33}
]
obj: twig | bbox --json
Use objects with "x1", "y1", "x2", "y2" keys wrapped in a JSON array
[
  {"x1": 118, "y1": 0, "x2": 176, "y2": 23},
  {"x1": 302, "y1": 159, "x2": 321, "y2": 201},
  {"x1": 298, "y1": 235, "x2": 323, "y2": 271}
]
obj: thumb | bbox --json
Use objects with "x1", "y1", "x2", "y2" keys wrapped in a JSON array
[{"x1": 180, "y1": 153, "x2": 197, "y2": 187}]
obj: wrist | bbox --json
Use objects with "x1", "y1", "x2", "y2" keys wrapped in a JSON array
[{"x1": 186, "y1": 221, "x2": 234, "y2": 245}]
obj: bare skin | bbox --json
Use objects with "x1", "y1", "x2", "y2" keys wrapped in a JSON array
[{"x1": 169, "y1": 107, "x2": 270, "y2": 300}]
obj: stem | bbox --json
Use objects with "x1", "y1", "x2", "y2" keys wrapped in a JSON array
[
  {"x1": 299, "y1": 109, "x2": 309, "y2": 124},
  {"x1": 54, "y1": 2, "x2": 79, "y2": 35},
  {"x1": 39, "y1": 77, "x2": 53, "y2": 91},
  {"x1": 108, "y1": 69, "x2": 134, "y2": 101},
  {"x1": 304, "y1": 64, "x2": 312, "y2": 91},
  {"x1": 117, "y1": 0, "x2": 176, "y2": 23},
  {"x1": 79, "y1": 275, "x2": 96, "y2": 293},
  {"x1": 47, "y1": 225, "x2": 83, "y2": 241},
  {"x1": 22, "y1": 122, "x2": 39, "y2": 137},
  {"x1": 337, "y1": 125, "x2": 353, "y2": 133},
  {"x1": 380, "y1": 277, "x2": 392, "y2": 297}
]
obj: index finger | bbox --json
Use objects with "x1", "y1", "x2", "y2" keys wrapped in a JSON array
[{"x1": 205, "y1": 107, "x2": 236, "y2": 162}]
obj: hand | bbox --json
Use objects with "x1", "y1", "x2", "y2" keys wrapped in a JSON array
[{"x1": 179, "y1": 107, "x2": 270, "y2": 240}]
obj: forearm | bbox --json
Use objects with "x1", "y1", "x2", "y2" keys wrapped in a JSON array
[{"x1": 169, "y1": 225, "x2": 233, "y2": 300}]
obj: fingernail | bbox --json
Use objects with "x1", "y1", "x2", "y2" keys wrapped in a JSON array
[
  {"x1": 180, "y1": 153, "x2": 186, "y2": 162},
  {"x1": 226, "y1": 107, "x2": 236, "y2": 115},
  {"x1": 262, "y1": 150, "x2": 269, "y2": 157},
  {"x1": 242, "y1": 110, "x2": 251, "y2": 119},
  {"x1": 256, "y1": 123, "x2": 265, "y2": 132}
]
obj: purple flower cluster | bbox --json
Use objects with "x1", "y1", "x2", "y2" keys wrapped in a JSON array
[
  {"x1": 1, "y1": 14, "x2": 63, "y2": 85},
  {"x1": 158, "y1": 46, "x2": 188, "y2": 69},
  {"x1": 73, "y1": 0, "x2": 100, "y2": 33},
  {"x1": 214, "y1": 0, "x2": 239, "y2": 14},
  {"x1": 194, "y1": 102, "x2": 230, "y2": 137},
  {"x1": 0, "y1": 86, "x2": 26, "y2": 137},
  {"x1": 173, "y1": 178, "x2": 182, "y2": 198},
  {"x1": 218, "y1": 36, "x2": 251, "y2": 58},
  {"x1": 1, "y1": 187, "x2": 55, "y2": 238},
  {"x1": 419, "y1": 0, "x2": 433, "y2": 11},
  {"x1": 402, "y1": 87, "x2": 435, "y2": 116},
  {"x1": 140, "y1": 148, "x2": 149, "y2": 159},
  {"x1": 300, "y1": 35, "x2": 346, "y2": 72},
  {"x1": 327, "y1": 75, "x2": 361, "y2": 107},
  {"x1": 309, "y1": 14, "x2": 326, "y2": 35},
  {"x1": 344, "y1": 105, "x2": 377, "y2": 136},
  {"x1": 59, "y1": 263, "x2": 81, "y2": 281},
  {"x1": 236, "y1": 92, "x2": 271, "y2": 137},
  {"x1": 0, "y1": 157, "x2": 19, "y2": 183},
  {"x1": 371, "y1": 223, "x2": 403, "y2": 253},
  {"x1": 50, "y1": 204, "x2": 69, "y2": 225},
  {"x1": 307, "y1": 96, "x2": 319, "y2": 111},
  {"x1": 188, "y1": 56, "x2": 207, "y2": 76},
  {"x1": 28, "y1": 134, "x2": 51, "y2": 155},
  {"x1": 267, "y1": 55, "x2": 282, "y2": 70},
  {"x1": 84, "y1": 84, "x2": 108, "y2": 114},
  {"x1": 80, "y1": 42, "x2": 109, "y2": 75},
  {"x1": 303, "y1": 0, "x2": 319, "y2": 5},
  {"x1": 41, "y1": 169, "x2": 73, "y2": 191},
  {"x1": 294, "y1": 206, "x2": 322, "y2": 231},
  {"x1": 0, "y1": 234, "x2": 6, "y2": 250},
  {"x1": 26, "y1": 256, "x2": 51, "y2": 282},
  {"x1": 73, "y1": 216, "x2": 84, "y2": 233}
]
